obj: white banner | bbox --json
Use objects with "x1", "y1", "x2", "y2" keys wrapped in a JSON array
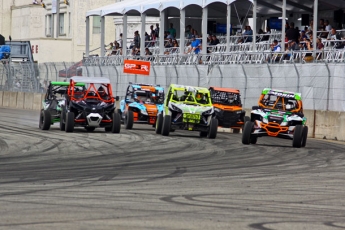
[{"x1": 52, "y1": 0, "x2": 57, "y2": 13}]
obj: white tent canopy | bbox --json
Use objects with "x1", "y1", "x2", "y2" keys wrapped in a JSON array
[{"x1": 86, "y1": 0, "x2": 248, "y2": 17}]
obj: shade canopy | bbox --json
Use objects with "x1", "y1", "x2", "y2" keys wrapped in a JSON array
[{"x1": 86, "y1": 0, "x2": 344, "y2": 18}]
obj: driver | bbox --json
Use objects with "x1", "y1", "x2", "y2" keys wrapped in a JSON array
[
  {"x1": 98, "y1": 86, "x2": 109, "y2": 100},
  {"x1": 196, "y1": 93, "x2": 206, "y2": 104},
  {"x1": 180, "y1": 91, "x2": 191, "y2": 101},
  {"x1": 228, "y1": 94, "x2": 235, "y2": 104}
]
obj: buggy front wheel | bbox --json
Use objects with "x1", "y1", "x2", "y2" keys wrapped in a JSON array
[{"x1": 39, "y1": 110, "x2": 51, "y2": 130}]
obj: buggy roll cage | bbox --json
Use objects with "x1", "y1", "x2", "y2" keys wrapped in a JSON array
[{"x1": 67, "y1": 79, "x2": 115, "y2": 103}]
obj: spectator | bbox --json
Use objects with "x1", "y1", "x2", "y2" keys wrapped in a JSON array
[
  {"x1": 144, "y1": 32, "x2": 150, "y2": 47},
  {"x1": 286, "y1": 22, "x2": 299, "y2": 42},
  {"x1": 193, "y1": 29, "x2": 199, "y2": 38},
  {"x1": 271, "y1": 40, "x2": 281, "y2": 52},
  {"x1": 243, "y1": 26, "x2": 253, "y2": 42},
  {"x1": 186, "y1": 35, "x2": 201, "y2": 54},
  {"x1": 327, "y1": 28, "x2": 341, "y2": 47},
  {"x1": 299, "y1": 30, "x2": 307, "y2": 43},
  {"x1": 324, "y1": 20, "x2": 332, "y2": 31},
  {"x1": 117, "y1": 33, "x2": 123, "y2": 48},
  {"x1": 154, "y1": 23, "x2": 160, "y2": 38},
  {"x1": 133, "y1": 31, "x2": 140, "y2": 48},
  {"x1": 210, "y1": 35, "x2": 220, "y2": 45},
  {"x1": 172, "y1": 39, "x2": 179, "y2": 48},
  {"x1": 168, "y1": 23, "x2": 176, "y2": 39},
  {"x1": 166, "y1": 31, "x2": 174, "y2": 40},
  {"x1": 185, "y1": 25, "x2": 192, "y2": 38},
  {"x1": 131, "y1": 46, "x2": 140, "y2": 56},
  {"x1": 287, "y1": 40, "x2": 299, "y2": 51},
  {"x1": 165, "y1": 38, "x2": 173, "y2": 48},
  {"x1": 145, "y1": 47, "x2": 152, "y2": 56},
  {"x1": 150, "y1": 25, "x2": 155, "y2": 40}
]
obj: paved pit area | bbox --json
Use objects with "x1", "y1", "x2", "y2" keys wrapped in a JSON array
[{"x1": 0, "y1": 108, "x2": 345, "y2": 230}]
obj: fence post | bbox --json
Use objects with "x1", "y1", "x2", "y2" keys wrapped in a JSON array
[
  {"x1": 324, "y1": 62, "x2": 331, "y2": 111},
  {"x1": 292, "y1": 63, "x2": 300, "y2": 93},
  {"x1": 240, "y1": 64, "x2": 248, "y2": 107}
]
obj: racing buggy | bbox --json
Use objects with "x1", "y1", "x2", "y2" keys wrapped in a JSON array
[
  {"x1": 119, "y1": 83, "x2": 164, "y2": 129},
  {"x1": 209, "y1": 87, "x2": 249, "y2": 133},
  {"x1": 60, "y1": 76, "x2": 121, "y2": 133},
  {"x1": 242, "y1": 88, "x2": 308, "y2": 148},
  {"x1": 39, "y1": 81, "x2": 85, "y2": 130},
  {"x1": 155, "y1": 84, "x2": 218, "y2": 138}
]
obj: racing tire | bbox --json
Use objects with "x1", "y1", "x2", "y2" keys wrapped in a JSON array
[
  {"x1": 242, "y1": 121, "x2": 254, "y2": 145},
  {"x1": 199, "y1": 131, "x2": 208, "y2": 137},
  {"x1": 85, "y1": 127, "x2": 96, "y2": 132},
  {"x1": 111, "y1": 112, "x2": 121, "y2": 133},
  {"x1": 161, "y1": 115, "x2": 171, "y2": 136},
  {"x1": 155, "y1": 113, "x2": 163, "y2": 134},
  {"x1": 301, "y1": 126, "x2": 308, "y2": 147},
  {"x1": 250, "y1": 135, "x2": 258, "y2": 144},
  {"x1": 65, "y1": 112, "x2": 75, "y2": 133},
  {"x1": 292, "y1": 125, "x2": 304, "y2": 148},
  {"x1": 39, "y1": 110, "x2": 51, "y2": 130},
  {"x1": 59, "y1": 114, "x2": 66, "y2": 131},
  {"x1": 207, "y1": 118, "x2": 218, "y2": 139},
  {"x1": 125, "y1": 110, "x2": 134, "y2": 129}
]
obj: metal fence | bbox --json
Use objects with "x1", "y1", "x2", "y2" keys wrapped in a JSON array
[{"x1": 1, "y1": 54, "x2": 345, "y2": 112}]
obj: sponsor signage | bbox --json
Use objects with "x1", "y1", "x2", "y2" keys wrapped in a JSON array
[{"x1": 123, "y1": 60, "x2": 150, "y2": 75}]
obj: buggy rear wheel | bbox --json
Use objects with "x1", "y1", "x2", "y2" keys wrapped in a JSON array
[
  {"x1": 242, "y1": 121, "x2": 254, "y2": 145},
  {"x1": 301, "y1": 126, "x2": 308, "y2": 147},
  {"x1": 161, "y1": 115, "x2": 171, "y2": 136},
  {"x1": 207, "y1": 118, "x2": 218, "y2": 139},
  {"x1": 125, "y1": 110, "x2": 134, "y2": 129},
  {"x1": 39, "y1": 110, "x2": 51, "y2": 130},
  {"x1": 65, "y1": 112, "x2": 75, "y2": 133},
  {"x1": 111, "y1": 113, "x2": 121, "y2": 133},
  {"x1": 292, "y1": 125, "x2": 303, "y2": 148},
  {"x1": 155, "y1": 113, "x2": 163, "y2": 134}
]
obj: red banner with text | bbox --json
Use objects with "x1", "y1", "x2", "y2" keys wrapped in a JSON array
[{"x1": 123, "y1": 60, "x2": 151, "y2": 76}]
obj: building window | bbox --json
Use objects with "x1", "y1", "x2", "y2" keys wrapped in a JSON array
[
  {"x1": 59, "y1": 13, "x2": 65, "y2": 35},
  {"x1": 45, "y1": 14, "x2": 53, "y2": 37},
  {"x1": 93, "y1": 16, "x2": 101, "y2": 34},
  {"x1": 69, "y1": 13, "x2": 71, "y2": 36}
]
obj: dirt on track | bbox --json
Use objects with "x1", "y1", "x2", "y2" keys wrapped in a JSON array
[{"x1": 0, "y1": 107, "x2": 344, "y2": 230}]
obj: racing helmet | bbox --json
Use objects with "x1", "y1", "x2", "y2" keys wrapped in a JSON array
[
  {"x1": 228, "y1": 94, "x2": 235, "y2": 103},
  {"x1": 196, "y1": 93, "x2": 203, "y2": 101},
  {"x1": 286, "y1": 101, "x2": 295, "y2": 110},
  {"x1": 98, "y1": 86, "x2": 106, "y2": 95}
]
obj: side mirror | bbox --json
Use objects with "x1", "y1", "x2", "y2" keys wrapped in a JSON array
[{"x1": 115, "y1": 96, "x2": 119, "y2": 101}]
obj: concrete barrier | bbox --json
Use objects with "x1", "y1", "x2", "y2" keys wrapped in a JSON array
[
  {"x1": 9, "y1": 92, "x2": 17, "y2": 108},
  {"x1": 314, "y1": 111, "x2": 345, "y2": 141},
  {"x1": 16, "y1": 92, "x2": 25, "y2": 109},
  {"x1": 0, "y1": 91, "x2": 3, "y2": 107},
  {"x1": 2, "y1": 91, "x2": 11, "y2": 107},
  {"x1": 33, "y1": 93, "x2": 43, "y2": 111},
  {"x1": 23, "y1": 93, "x2": 34, "y2": 110}
]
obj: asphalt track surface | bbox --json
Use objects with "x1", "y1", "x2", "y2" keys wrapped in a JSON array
[{"x1": 0, "y1": 107, "x2": 345, "y2": 230}]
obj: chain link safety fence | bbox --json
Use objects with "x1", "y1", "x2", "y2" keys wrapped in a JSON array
[{"x1": 1, "y1": 61, "x2": 344, "y2": 111}]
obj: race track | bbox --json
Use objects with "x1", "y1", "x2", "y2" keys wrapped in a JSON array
[{"x1": 0, "y1": 107, "x2": 345, "y2": 230}]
